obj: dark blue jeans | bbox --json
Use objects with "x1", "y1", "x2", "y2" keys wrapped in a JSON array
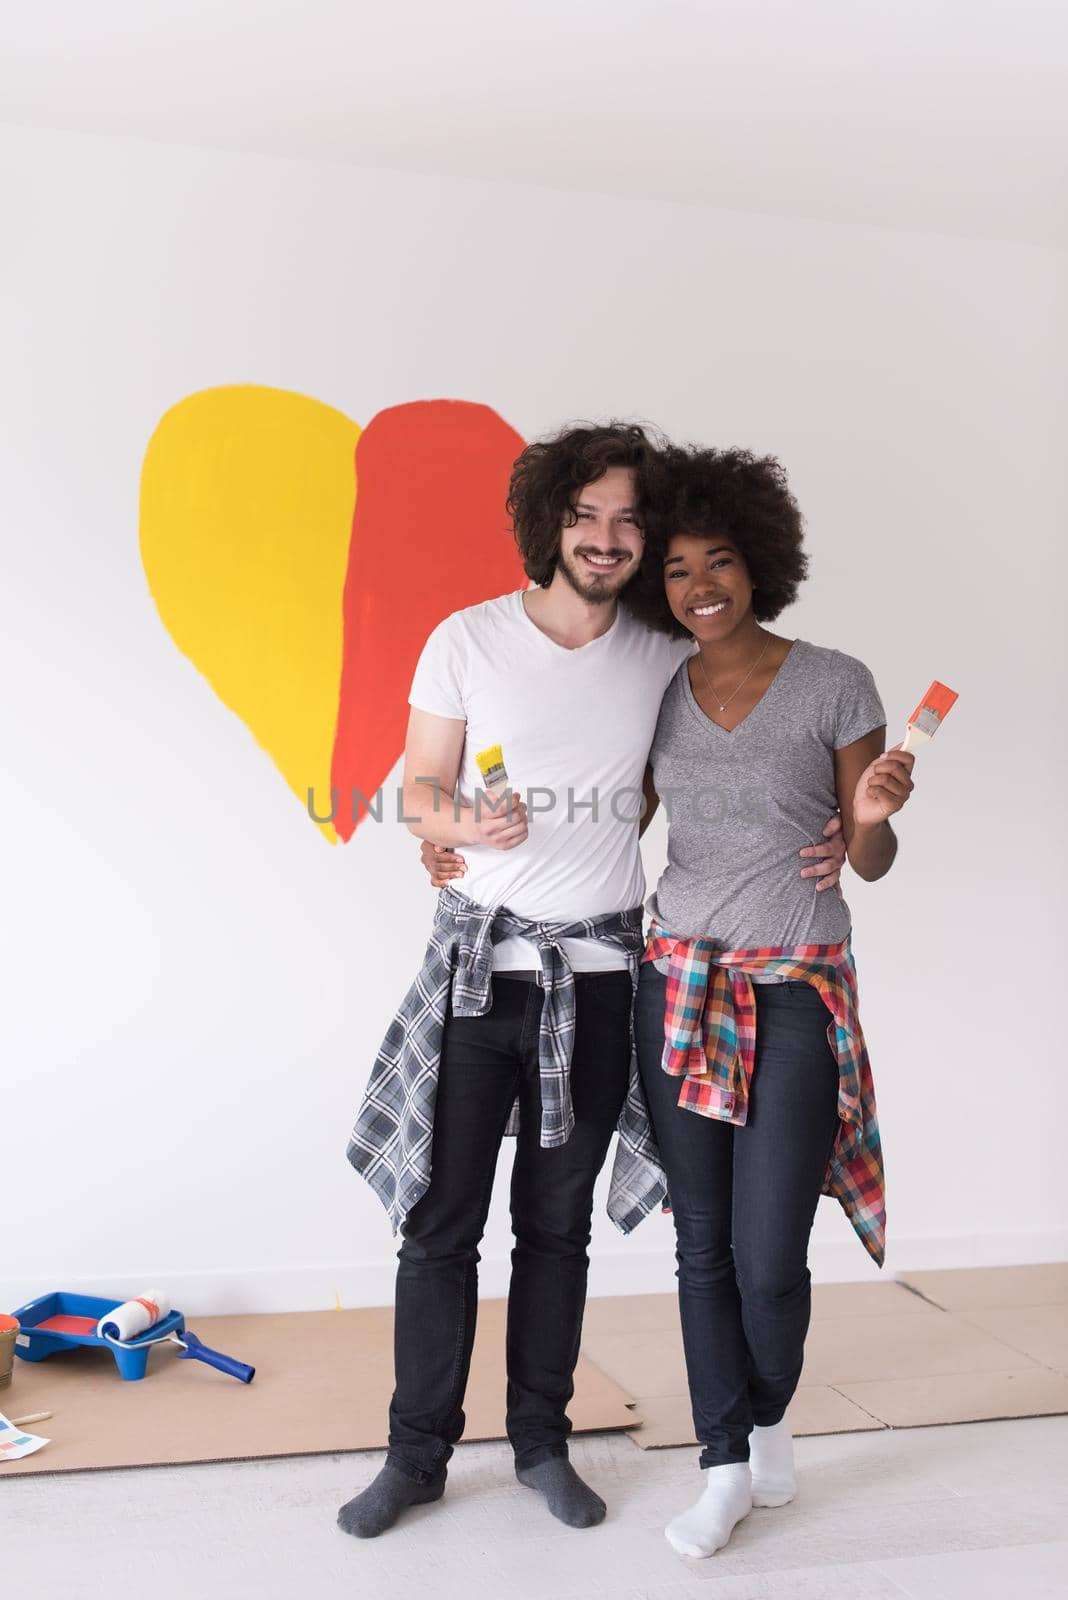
[
  {"x1": 636, "y1": 962, "x2": 841, "y2": 1468},
  {"x1": 387, "y1": 969, "x2": 633, "y2": 1483}
]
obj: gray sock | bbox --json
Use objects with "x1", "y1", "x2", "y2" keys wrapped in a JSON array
[
  {"x1": 515, "y1": 1456, "x2": 606, "y2": 1528},
  {"x1": 337, "y1": 1461, "x2": 446, "y2": 1538}
]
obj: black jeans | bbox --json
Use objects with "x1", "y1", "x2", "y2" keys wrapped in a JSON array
[
  {"x1": 636, "y1": 962, "x2": 841, "y2": 1468},
  {"x1": 387, "y1": 969, "x2": 633, "y2": 1483}
]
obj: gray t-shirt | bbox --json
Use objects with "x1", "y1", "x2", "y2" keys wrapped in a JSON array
[{"x1": 646, "y1": 639, "x2": 886, "y2": 956}]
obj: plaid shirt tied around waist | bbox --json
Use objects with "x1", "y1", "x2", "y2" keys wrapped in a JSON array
[
  {"x1": 346, "y1": 885, "x2": 653, "y2": 1234},
  {"x1": 623, "y1": 925, "x2": 886, "y2": 1266}
]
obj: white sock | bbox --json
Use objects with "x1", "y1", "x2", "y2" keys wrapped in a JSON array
[
  {"x1": 664, "y1": 1462, "x2": 752, "y2": 1559},
  {"x1": 750, "y1": 1418, "x2": 797, "y2": 1507}
]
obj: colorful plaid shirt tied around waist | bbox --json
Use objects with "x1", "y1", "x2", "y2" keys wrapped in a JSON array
[
  {"x1": 346, "y1": 885, "x2": 649, "y2": 1233},
  {"x1": 642, "y1": 924, "x2": 886, "y2": 1266}
]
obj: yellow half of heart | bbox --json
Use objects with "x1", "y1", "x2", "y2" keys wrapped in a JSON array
[{"x1": 140, "y1": 385, "x2": 360, "y2": 844}]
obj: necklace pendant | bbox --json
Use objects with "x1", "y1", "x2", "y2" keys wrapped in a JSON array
[{"x1": 719, "y1": 704, "x2": 726, "y2": 712}]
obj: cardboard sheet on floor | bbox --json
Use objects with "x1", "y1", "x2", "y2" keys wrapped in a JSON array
[
  {"x1": 0, "y1": 1300, "x2": 634, "y2": 1477},
  {"x1": 579, "y1": 1273, "x2": 1068, "y2": 1449},
  {"x1": 897, "y1": 1264, "x2": 1068, "y2": 1313},
  {"x1": 835, "y1": 1368, "x2": 1068, "y2": 1427},
  {"x1": 626, "y1": 1385, "x2": 885, "y2": 1449},
  {"x1": 950, "y1": 1306, "x2": 1068, "y2": 1373}
]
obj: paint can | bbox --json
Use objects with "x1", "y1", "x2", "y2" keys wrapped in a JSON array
[{"x1": 0, "y1": 1315, "x2": 20, "y2": 1390}]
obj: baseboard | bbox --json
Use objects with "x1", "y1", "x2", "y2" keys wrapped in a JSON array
[{"x1": 3, "y1": 1228, "x2": 1065, "y2": 1319}]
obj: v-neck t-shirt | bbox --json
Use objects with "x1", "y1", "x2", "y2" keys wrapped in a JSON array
[
  {"x1": 646, "y1": 640, "x2": 886, "y2": 952},
  {"x1": 409, "y1": 590, "x2": 693, "y2": 970}
]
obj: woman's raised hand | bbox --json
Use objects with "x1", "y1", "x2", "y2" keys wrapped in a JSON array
[{"x1": 851, "y1": 744, "x2": 916, "y2": 829}]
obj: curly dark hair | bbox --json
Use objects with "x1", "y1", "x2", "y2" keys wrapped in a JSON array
[
  {"x1": 507, "y1": 422, "x2": 662, "y2": 586},
  {"x1": 625, "y1": 445, "x2": 809, "y2": 637}
]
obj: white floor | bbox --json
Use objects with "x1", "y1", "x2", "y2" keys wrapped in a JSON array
[{"x1": 4, "y1": 1416, "x2": 1067, "y2": 1600}]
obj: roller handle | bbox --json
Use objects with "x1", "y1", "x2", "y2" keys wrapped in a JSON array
[{"x1": 176, "y1": 1330, "x2": 255, "y2": 1384}]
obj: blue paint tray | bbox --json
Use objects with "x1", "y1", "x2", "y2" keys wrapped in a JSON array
[{"x1": 12, "y1": 1291, "x2": 188, "y2": 1380}]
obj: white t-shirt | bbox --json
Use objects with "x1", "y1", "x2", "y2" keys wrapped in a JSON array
[{"x1": 408, "y1": 590, "x2": 692, "y2": 970}]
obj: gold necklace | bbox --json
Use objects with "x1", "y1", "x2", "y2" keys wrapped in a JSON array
[{"x1": 695, "y1": 633, "x2": 773, "y2": 713}]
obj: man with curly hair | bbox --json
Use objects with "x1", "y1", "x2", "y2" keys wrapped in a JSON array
[{"x1": 339, "y1": 424, "x2": 845, "y2": 1541}]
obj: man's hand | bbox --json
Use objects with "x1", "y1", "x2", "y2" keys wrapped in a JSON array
[
  {"x1": 469, "y1": 790, "x2": 528, "y2": 851},
  {"x1": 799, "y1": 813, "x2": 847, "y2": 892},
  {"x1": 420, "y1": 841, "x2": 468, "y2": 887}
]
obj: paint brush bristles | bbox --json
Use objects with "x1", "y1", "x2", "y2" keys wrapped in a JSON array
[
  {"x1": 902, "y1": 681, "x2": 958, "y2": 753},
  {"x1": 475, "y1": 743, "x2": 509, "y2": 789}
]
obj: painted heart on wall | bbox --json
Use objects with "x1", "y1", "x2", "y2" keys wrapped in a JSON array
[{"x1": 140, "y1": 386, "x2": 527, "y2": 842}]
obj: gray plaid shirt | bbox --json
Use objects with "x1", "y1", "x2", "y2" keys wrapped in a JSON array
[{"x1": 346, "y1": 884, "x2": 667, "y2": 1235}]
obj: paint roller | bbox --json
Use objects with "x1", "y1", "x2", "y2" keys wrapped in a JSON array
[{"x1": 98, "y1": 1290, "x2": 255, "y2": 1384}]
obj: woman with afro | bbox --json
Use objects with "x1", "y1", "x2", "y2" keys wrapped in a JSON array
[{"x1": 624, "y1": 444, "x2": 917, "y2": 1558}]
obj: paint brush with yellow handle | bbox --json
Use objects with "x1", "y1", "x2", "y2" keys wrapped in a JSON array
[
  {"x1": 419, "y1": 748, "x2": 511, "y2": 881},
  {"x1": 475, "y1": 744, "x2": 510, "y2": 796},
  {"x1": 901, "y1": 682, "x2": 959, "y2": 753},
  {"x1": 474, "y1": 743, "x2": 525, "y2": 834}
]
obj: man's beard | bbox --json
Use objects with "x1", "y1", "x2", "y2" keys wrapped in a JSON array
[{"x1": 556, "y1": 548, "x2": 634, "y2": 604}]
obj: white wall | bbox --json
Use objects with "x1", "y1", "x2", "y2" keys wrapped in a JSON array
[{"x1": 2, "y1": 124, "x2": 1065, "y2": 1315}]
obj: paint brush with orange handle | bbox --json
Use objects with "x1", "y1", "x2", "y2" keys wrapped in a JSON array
[{"x1": 901, "y1": 681, "x2": 958, "y2": 754}]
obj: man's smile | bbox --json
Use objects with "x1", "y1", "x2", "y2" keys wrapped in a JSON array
[{"x1": 577, "y1": 549, "x2": 630, "y2": 572}]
